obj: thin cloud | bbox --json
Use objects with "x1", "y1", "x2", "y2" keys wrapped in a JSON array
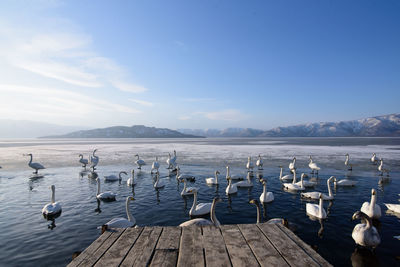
[
  {"x1": 112, "y1": 81, "x2": 148, "y2": 93},
  {"x1": 180, "y1": 97, "x2": 217, "y2": 103},
  {"x1": 201, "y1": 109, "x2": 248, "y2": 122},
  {"x1": 129, "y1": 98, "x2": 154, "y2": 107}
]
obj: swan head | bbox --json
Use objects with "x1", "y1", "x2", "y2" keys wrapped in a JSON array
[
  {"x1": 319, "y1": 193, "x2": 323, "y2": 199},
  {"x1": 79, "y1": 154, "x2": 83, "y2": 157},
  {"x1": 261, "y1": 179, "x2": 266, "y2": 186},
  {"x1": 371, "y1": 188, "x2": 376, "y2": 195},
  {"x1": 128, "y1": 196, "x2": 135, "y2": 201},
  {"x1": 301, "y1": 173, "x2": 305, "y2": 178},
  {"x1": 215, "y1": 170, "x2": 220, "y2": 175},
  {"x1": 131, "y1": 169, "x2": 135, "y2": 175},
  {"x1": 282, "y1": 218, "x2": 289, "y2": 227},
  {"x1": 328, "y1": 176, "x2": 335, "y2": 183},
  {"x1": 119, "y1": 171, "x2": 128, "y2": 178},
  {"x1": 50, "y1": 185, "x2": 55, "y2": 191},
  {"x1": 248, "y1": 156, "x2": 251, "y2": 160},
  {"x1": 249, "y1": 199, "x2": 259, "y2": 206},
  {"x1": 101, "y1": 224, "x2": 108, "y2": 234},
  {"x1": 187, "y1": 188, "x2": 198, "y2": 194},
  {"x1": 352, "y1": 211, "x2": 368, "y2": 221}
]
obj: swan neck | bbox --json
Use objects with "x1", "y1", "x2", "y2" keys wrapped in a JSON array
[
  {"x1": 190, "y1": 191, "x2": 197, "y2": 213},
  {"x1": 262, "y1": 183, "x2": 266, "y2": 195},
  {"x1": 256, "y1": 202, "x2": 261, "y2": 223},
  {"x1": 318, "y1": 198, "x2": 323, "y2": 217},
  {"x1": 215, "y1": 172, "x2": 218, "y2": 183},
  {"x1": 327, "y1": 179, "x2": 332, "y2": 196},
  {"x1": 370, "y1": 193, "x2": 377, "y2": 209},
  {"x1": 279, "y1": 167, "x2": 283, "y2": 178},
  {"x1": 51, "y1": 187, "x2": 55, "y2": 203},
  {"x1": 226, "y1": 167, "x2": 230, "y2": 179},
  {"x1": 182, "y1": 179, "x2": 187, "y2": 190},
  {"x1": 29, "y1": 154, "x2": 32, "y2": 164},
  {"x1": 97, "y1": 180, "x2": 100, "y2": 195},
  {"x1": 210, "y1": 199, "x2": 220, "y2": 226},
  {"x1": 126, "y1": 198, "x2": 134, "y2": 222},
  {"x1": 292, "y1": 170, "x2": 297, "y2": 184}
]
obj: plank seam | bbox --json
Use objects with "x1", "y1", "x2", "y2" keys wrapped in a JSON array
[
  {"x1": 235, "y1": 224, "x2": 261, "y2": 267},
  {"x1": 147, "y1": 227, "x2": 164, "y2": 266},
  {"x1": 217, "y1": 226, "x2": 233, "y2": 267},
  {"x1": 116, "y1": 227, "x2": 144, "y2": 267}
]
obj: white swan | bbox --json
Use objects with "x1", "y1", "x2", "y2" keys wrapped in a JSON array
[
  {"x1": 295, "y1": 173, "x2": 317, "y2": 188},
  {"x1": 371, "y1": 153, "x2": 379, "y2": 164},
  {"x1": 90, "y1": 149, "x2": 99, "y2": 170},
  {"x1": 104, "y1": 171, "x2": 127, "y2": 182},
  {"x1": 256, "y1": 155, "x2": 263, "y2": 170},
  {"x1": 289, "y1": 157, "x2": 296, "y2": 173},
  {"x1": 385, "y1": 203, "x2": 400, "y2": 214},
  {"x1": 205, "y1": 171, "x2": 220, "y2": 185},
  {"x1": 260, "y1": 180, "x2": 274, "y2": 203},
  {"x1": 126, "y1": 169, "x2": 136, "y2": 186},
  {"x1": 151, "y1": 156, "x2": 160, "y2": 174},
  {"x1": 306, "y1": 193, "x2": 327, "y2": 219},
  {"x1": 154, "y1": 172, "x2": 165, "y2": 188},
  {"x1": 225, "y1": 177, "x2": 238, "y2": 195},
  {"x1": 96, "y1": 178, "x2": 116, "y2": 201},
  {"x1": 334, "y1": 177, "x2": 357, "y2": 187},
  {"x1": 345, "y1": 153, "x2": 353, "y2": 171},
  {"x1": 308, "y1": 156, "x2": 321, "y2": 174},
  {"x1": 352, "y1": 211, "x2": 380, "y2": 248},
  {"x1": 283, "y1": 170, "x2": 305, "y2": 191},
  {"x1": 101, "y1": 196, "x2": 136, "y2": 231},
  {"x1": 134, "y1": 154, "x2": 146, "y2": 169},
  {"x1": 246, "y1": 156, "x2": 254, "y2": 172},
  {"x1": 179, "y1": 197, "x2": 221, "y2": 227},
  {"x1": 79, "y1": 154, "x2": 89, "y2": 168},
  {"x1": 378, "y1": 159, "x2": 390, "y2": 176},
  {"x1": 278, "y1": 166, "x2": 292, "y2": 181},
  {"x1": 234, "y1": 172, "x2": 253, "y2": 188},
  {"x1": 25, "y1": 153, "x2": 45, "y2": 174},
  {"x1": 180, "y1": 178, "x2": 198, "y2": 196},
  {"x1": 361, "y1": 189, "x2": 381, "y2": 219},
  {"x1": 176, "y1": 166, "x2": 195, "y2": 182},
  {"x1": 42, "y1": 185, "x2": 62, "y2": 217},
  {"x1": 166, "y1": 152, "x2": 177, "y2": 169},
  {"x1": 188, "y1": 188, "x2": 212, "y2": 216},
  {"x1": 301, "y1": 176, "x2": 335, "y2": 200}
]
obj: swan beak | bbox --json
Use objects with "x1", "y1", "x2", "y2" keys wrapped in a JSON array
[{"x1": 129, "y1": 197, "x2": 135, "y2": 201}]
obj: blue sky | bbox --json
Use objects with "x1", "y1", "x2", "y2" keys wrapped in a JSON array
[{"x1": 0, "y1": 0, "x2": 399, "y2": 130}]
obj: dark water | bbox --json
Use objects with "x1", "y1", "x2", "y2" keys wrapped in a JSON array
[{"x1": 0, "y1": 137, "x2": 399, "y2": 266}]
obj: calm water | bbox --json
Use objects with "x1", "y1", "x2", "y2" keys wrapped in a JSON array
[{"x1": 0, "y1": 137, "x2": 399, "y2": 267}]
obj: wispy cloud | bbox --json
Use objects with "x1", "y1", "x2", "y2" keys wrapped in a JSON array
[
  {"x1": 112, "y1": 81, "x2": 148, "y2": 93},
  {"x1": 199, "y1": 109, "x2": 248, "y2": 122},
  {"x1": 129, "y1": 98, "x2": 154, "y2": 107},
  {"x1": 180, "y1": 97, "x2": 217, "y2": 103}
]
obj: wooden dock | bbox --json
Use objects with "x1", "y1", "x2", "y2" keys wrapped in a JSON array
[{"x1": 68, "y1": 223, "x2": 332, "y2": 267}]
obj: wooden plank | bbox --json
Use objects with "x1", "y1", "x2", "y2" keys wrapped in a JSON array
[
  {"x1": 77, "y1": 229, "x2": 126, "y2": 267},
  {"x1": 94, "y1": 227, "x2": 143, "y2": 267},
  {"x1": 220, "y1": 224, "x2": 259, "y2": 267},
  {"x1": 276, "y1": 224, "x2": 332, "y2": 267},
  {"x1": 156, "y1": 226, "x2": 181, "y2": 250},
  {"x1": 177, "y1": 225, "x2": 204, "y2": 267},
  {"x1": 120, "y1": 226, "x2": 163, "y2": 267},
  {"x1": 149, "y1": 249, "x2": 178, "y2": 267},
  {"x1": 202, "y1": 225, "x2": 231, "y2": 267},
  {"x1": 67, "y1": 230, "x2": 113, "y2": 267},
  {"x1": 258, "y1": 224, "x2": 319, "y2": 267},
  {"x1": 238, "y1": 224, "x2": 289, "y2": 267}
]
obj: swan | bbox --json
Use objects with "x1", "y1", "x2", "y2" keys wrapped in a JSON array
[
  {"x1": 79, "y1": 154, "x2": 89, "y2": 168},
  {"x1": 334, "y1": 177, "x2": 357, "y2": 187},
  {"x1": 188, "y1": 188, "x2": 212, "y2": 216},
  {"x1": 205, "y1": 171, "x2": 220, "y2": 185},
  {"x1": 134, "y1": 154, "x2": 145, "y2": 169},
  {"x1": 361, "y1": 189, "x2": 381, "y2": 219},
  {"x1": 371, "y1": 153, "x2": 379, "y2": 165},
  {"x1": 151, "y1": 156, "x2": 160, "y2": 174},
  {"x1": 246, "y1": 156, "x2": 254, "y2": 172},
  {"x1": 225, "y1": 177, "x2": 238, "y2": 195},
  {"x1": 289, "y1": 157, "x2": 296, "y2": 173},
  {"x1": 301, "y1": 176, "x2": 335, "y2": 200},
  {"x1": 378, "y1": 159, "x2": 390, "y2": 176},
  {"x1": 278, "y1": 166, "x2": 293, "y2": 181},
  {"x1": 166, "y1": 152, "x2": 176, "y2": 169},
  {"x1": 234, "y1": 172, "x2": 253, "y2": 188},
  {"x1": 308, "y1": 156, "x2": 321, "y2": 174},
  {"x1": 345, "y1": 153, "x2": 353, "y2": 171},
  {"x1": 283, "y1": 170, "x2": 305, "y2": 191},
  {"x1": 42, "y1": 185, "x2": 62, "y2": 217},
  {"x1": 90, "y1": 149, "x2": 99, "y2": 170},
  {"x1": 171, "y1": 150, "x2": 177, "y2": 164},
  {"x1": 180, "y1": 178, "x2": 198, "y2": 196},
  {"x1": 249, "y1": 199, "x2": 262, "y2": 223},
  {"x1": 101, "y1": 196, "x2": 136, "y2": 232},
  {"x1": 256, "y1": 155, "x2": 263, "y2": 170},
  {"x1": 154, "y1": 172, "x2": 165, "y2": 189},
  {"x1": 25, "y1": 153, "x2": 45, "y2": 174},
  {"x1": 352, "y1": 211, "x2": 381, "y2": 248},
  {"x1": 179, "y1": 197, "x2": 221, "y2": 227},
  {"x1": 96, "y1": 178, "x2": 116, "y2": 201},
  {"x1": 104, "y1": 171, "x2": 127, "y2": 182},
  {"x1": 385, "y1": 203, "x2": 400, "y2": 214},
  {"x1": 259, "y1": 180, "x2": 274, "y2": 203},
  {"x1": 126, "y1": 169, "x2": 136, "y2": 186},
  {"x1": 176, "y1": 166, "x2": 195, "y2": 182},
  {"x1": 295, "y1": 173, "x2": 317, "y2": 188},
  {"x1": 306, "y1": 193, "x2": 327, "y2": 219}
]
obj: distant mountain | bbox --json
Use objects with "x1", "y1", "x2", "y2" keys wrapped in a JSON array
[
  {"x1": 178, "y1": 113, "x2": 400, "y2": 137},
  {"x1": 42, "y1": 125, "x2": 203, "y2": 138},
  {"x1": 0, "y1": 120, "x2": 90, "y2": 138}
]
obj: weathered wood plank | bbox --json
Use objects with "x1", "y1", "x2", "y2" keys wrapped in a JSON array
[
  {"x1": 67, "y1": 230, "x2": 113, "y2": 267},
  {"x1": 149, "y1": 249, "x2": 178, "y2": 267},
  {"x1": 276, "y1": 224, "x2": 332, "y2": 267},
  {"x1": 220, "y1": 224, "x2": 259, "y2": 267},
  {"x1": 120, "y1": 226, "x2": 162, "y2": 267},
  {"x1": 76, "y1": 229, "x2": 126, "y2": 267},
  {"x1": 155, "y1": 226, "x2": 181, "y2": 250},
  {"x1": 177, "y1": 225, "x2": 204, "y2": 267},
  {"x1": 202, "y1": 225, "x2": 231, "y2": 267},
  {"x1": 238, "y1": 224, "x2": 289, "y2": 267},
  {"x1": 94, "y1": 227, "x2": 143, "y2": 267},
  {"x1": 258, "y1": 224, "x2": 319, "y2": 267}
]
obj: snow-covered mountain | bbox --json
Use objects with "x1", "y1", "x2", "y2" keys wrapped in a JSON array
[{"x1": 178, "y1": 113, "x2": 400, "y2": 137}]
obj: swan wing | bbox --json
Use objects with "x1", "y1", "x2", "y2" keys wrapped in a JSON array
[
  {"x1": 194, "y1": 203, "x2": 212, "y2": 215},
  {"x1": 42, "y1": 202, "x2": 62, "y2": 214},
  {"x1": 106, "y1": 218, "x2": 135, "y2": 228},
  {"x1": 385, "y1": 203, "x2": 400, "y2": 213},
  {"x1": 301, "y1": 192, "x2": 320, "y2": 199},
  {"x1": 179, "y1": 218, "x2": 213, "y2": 227}
]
